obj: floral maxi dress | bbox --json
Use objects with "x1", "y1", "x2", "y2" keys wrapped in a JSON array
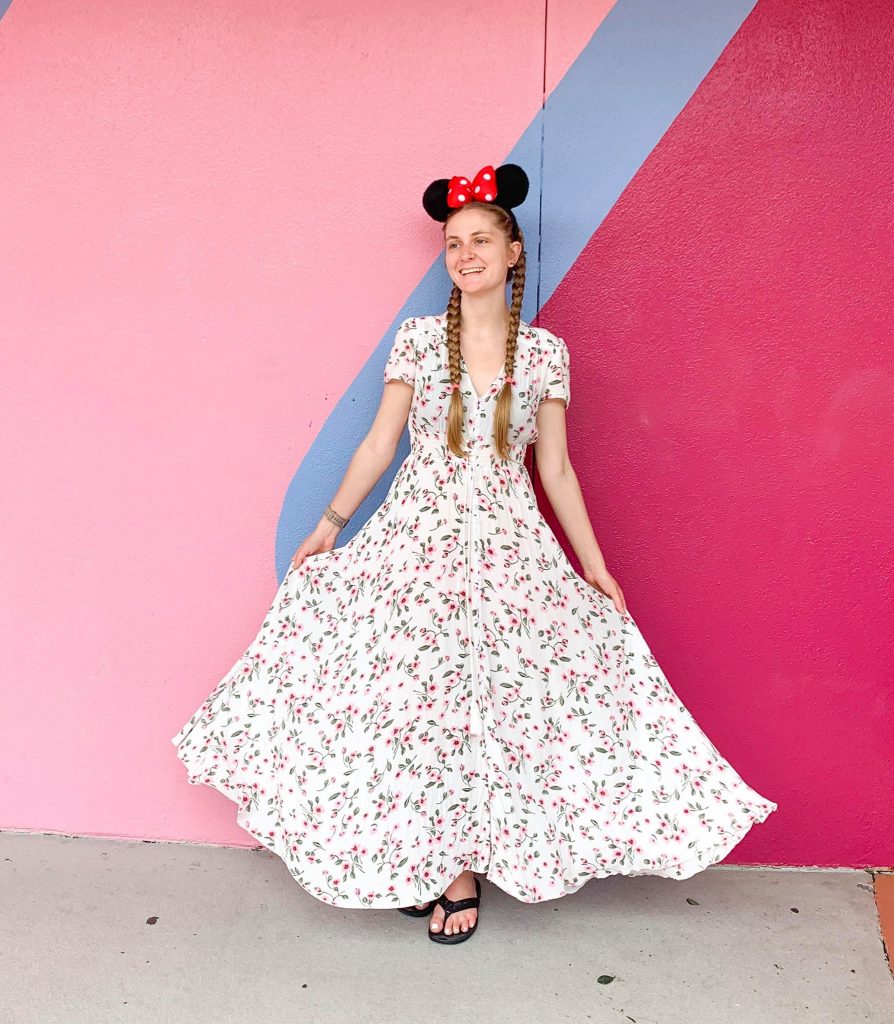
[{"x1": 171, "y1": 311, "x2": 778, "y2": 908}]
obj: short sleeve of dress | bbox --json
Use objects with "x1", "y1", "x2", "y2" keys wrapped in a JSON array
[
  {"x1": 540, "y1": 337, "x2": 570, "y2": 409},
  {"x1": 383, "y1": 318, "x2": 417, "y2": 387}
]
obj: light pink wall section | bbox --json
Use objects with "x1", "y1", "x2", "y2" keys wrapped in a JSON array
[{"x1": 0, "y1": 1, "x2": 614, "y2": 841}]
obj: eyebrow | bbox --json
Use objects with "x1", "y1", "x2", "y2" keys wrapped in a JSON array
[{"x1": 445, "y1": 230, "x2": 493, "y2": 241}]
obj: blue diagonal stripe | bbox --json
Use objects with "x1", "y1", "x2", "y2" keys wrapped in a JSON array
[{"x1": 276, "y1": 0, "x2": 757, "y2": 581}]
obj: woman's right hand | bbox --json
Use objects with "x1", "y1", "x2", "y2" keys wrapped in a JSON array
[{"x1": 290, "y1": 522, "x2": 341, "y2": 570}]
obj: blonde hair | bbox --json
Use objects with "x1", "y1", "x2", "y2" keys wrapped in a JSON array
[{"x1": 442, "y1": 202, "x2": 527, "y2": 461}]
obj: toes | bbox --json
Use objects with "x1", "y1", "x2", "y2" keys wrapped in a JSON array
[
  {"x1": 439, "y1": 911, "x2": 476, "y2": 935},
  {"x1": 430, "y1": 898, "x2": 478, "y2": 936}
]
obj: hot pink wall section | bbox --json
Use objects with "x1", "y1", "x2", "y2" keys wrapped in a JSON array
[{"x1": 537, "y1": 0, "x2": 894, "y2": 869}]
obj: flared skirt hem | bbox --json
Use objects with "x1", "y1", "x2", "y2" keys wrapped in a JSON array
[{"x1": 172, "y1": 735, "x2": 778, "y2": 909}]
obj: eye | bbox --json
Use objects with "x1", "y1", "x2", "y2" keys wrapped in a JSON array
[{"x1": 476, "y1": 237, "x2": 488, "y2": 243}]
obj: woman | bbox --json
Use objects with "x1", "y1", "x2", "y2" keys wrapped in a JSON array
[{"x1": 172, "y1": 162, "x2": 777, "y2": 946}]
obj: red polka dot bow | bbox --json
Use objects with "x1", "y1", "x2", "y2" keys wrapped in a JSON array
[{"x1": 446, "y1": 165, "x2": 498, "y2": 208}]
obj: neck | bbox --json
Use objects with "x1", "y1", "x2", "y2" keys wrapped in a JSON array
[{"x1": 457, "y1": 293, "x2": 512, "y2": 337}]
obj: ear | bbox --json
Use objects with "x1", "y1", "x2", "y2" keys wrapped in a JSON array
[
  {"x1": 495, "y1": 163, "x2": 530, "y2": 207},
  {"x1": 422, "y1": 178, "x2": 451, "y2": 221}
]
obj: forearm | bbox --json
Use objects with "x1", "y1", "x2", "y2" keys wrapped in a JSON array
[
  {"x1": 538, "y1": 465, "x2": 607, "y2": 575},
  {"x1": 321, "y1": 435, "x2": 397, "y2": 528}
]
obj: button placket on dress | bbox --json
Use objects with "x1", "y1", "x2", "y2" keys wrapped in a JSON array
[{"x1": 462, "y1": 386, "x2": 492, "y2": 740}]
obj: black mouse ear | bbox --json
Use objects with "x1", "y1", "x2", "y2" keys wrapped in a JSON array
[
  {"x1": 422, "y1": 178, "x2": 451, "y2": 221},
  {"x1": 494, "y1": 163, "x2": 530, "y2": 210}
]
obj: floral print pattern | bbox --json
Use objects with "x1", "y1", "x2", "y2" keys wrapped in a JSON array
[{"x1": 171, "y1": 312, "x2": 777, "y2": 908}]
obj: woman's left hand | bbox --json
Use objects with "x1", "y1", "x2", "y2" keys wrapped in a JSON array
[{"x1": 583, "y1": 566, "x2": 628, "y2": 617}]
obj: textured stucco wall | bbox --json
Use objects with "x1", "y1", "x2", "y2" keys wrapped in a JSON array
[{"x1": 1, "y1": 0, "x2": 890, "y2": 868}]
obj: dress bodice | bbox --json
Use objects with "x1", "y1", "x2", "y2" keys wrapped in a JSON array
[{"x1": 383, "y1": 312, "x2": 571, "y2": 456}]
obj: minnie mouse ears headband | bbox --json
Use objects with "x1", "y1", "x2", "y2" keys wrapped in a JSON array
[{"x1": 422, "y1": 163, "x2": 530, "y2": 228}]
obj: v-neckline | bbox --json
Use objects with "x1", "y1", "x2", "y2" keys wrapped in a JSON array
[
  {"x1": 446, "y1": 317, "x2": 529, "y2": 401},
  {"x1": 460, "y1": 353, "x2": 504, "y2": 401}
]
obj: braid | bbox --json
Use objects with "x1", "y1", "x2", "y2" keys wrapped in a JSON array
[
  {"x1": 493, "y1": 232, "x2": 526, "y2": 460},
  {"x1": 445, "y1": 282, "x2": 467, "y2": 458}
]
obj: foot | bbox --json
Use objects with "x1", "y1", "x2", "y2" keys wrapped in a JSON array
[{"x1": 429, "y1": 870, "x2": 478, "y2": 936}]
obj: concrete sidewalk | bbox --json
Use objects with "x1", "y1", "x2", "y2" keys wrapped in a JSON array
[{"x1": 2, "y1": 831, "x2": 891, "y2": 1023}]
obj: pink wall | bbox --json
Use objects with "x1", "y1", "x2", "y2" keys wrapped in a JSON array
[
  {"x1": 1, "y1": 0, "x2": 891, "y2": 868},
  {"x1": 0, "y1": 0, "x2": 611, "y2": 841}
]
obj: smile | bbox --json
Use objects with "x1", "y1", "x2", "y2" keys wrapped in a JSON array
[{"x1": 460, "y1": 268, "x2": 484, "y2": 275}]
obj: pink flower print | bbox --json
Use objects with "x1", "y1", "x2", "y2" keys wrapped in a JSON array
[{"x1": 170, "y1": 316, "x2": 777, "y2": 908}]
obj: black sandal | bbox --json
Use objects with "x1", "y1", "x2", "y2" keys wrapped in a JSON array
[
  {"x1": 398, "y1": 900, "x2": 434, "y2": 917},
  {"x1": 428, "y1": 876, "x2": 481, "y2": 944}
]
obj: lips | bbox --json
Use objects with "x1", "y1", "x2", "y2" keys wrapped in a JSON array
[{"x1": 460, "y1": 268, "x2": 484, "y2": 275}]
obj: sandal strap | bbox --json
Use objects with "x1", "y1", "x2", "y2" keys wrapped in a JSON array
[
  {"x1": 438, "y1": 894, "x2": 480, "y2": 915},
  {"x1": 436, "y1": 878, "x2": 481, "y2": 918}
]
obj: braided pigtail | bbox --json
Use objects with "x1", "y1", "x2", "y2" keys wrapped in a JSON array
[
  {"x1": 444, "y1": 283, "x2": 467, "y2": 458},
  {"x1": 493, "y1": 226, "x2": 526, "y2": 460}
]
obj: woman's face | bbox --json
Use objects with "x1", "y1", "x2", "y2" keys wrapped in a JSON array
[{"x1": 444, "y1": 206, "x2": 522, "y2": 295}]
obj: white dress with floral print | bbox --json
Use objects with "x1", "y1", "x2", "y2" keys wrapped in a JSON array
[{"x1": 171, "y1": 312, "x2": 777, "y2": 908}]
